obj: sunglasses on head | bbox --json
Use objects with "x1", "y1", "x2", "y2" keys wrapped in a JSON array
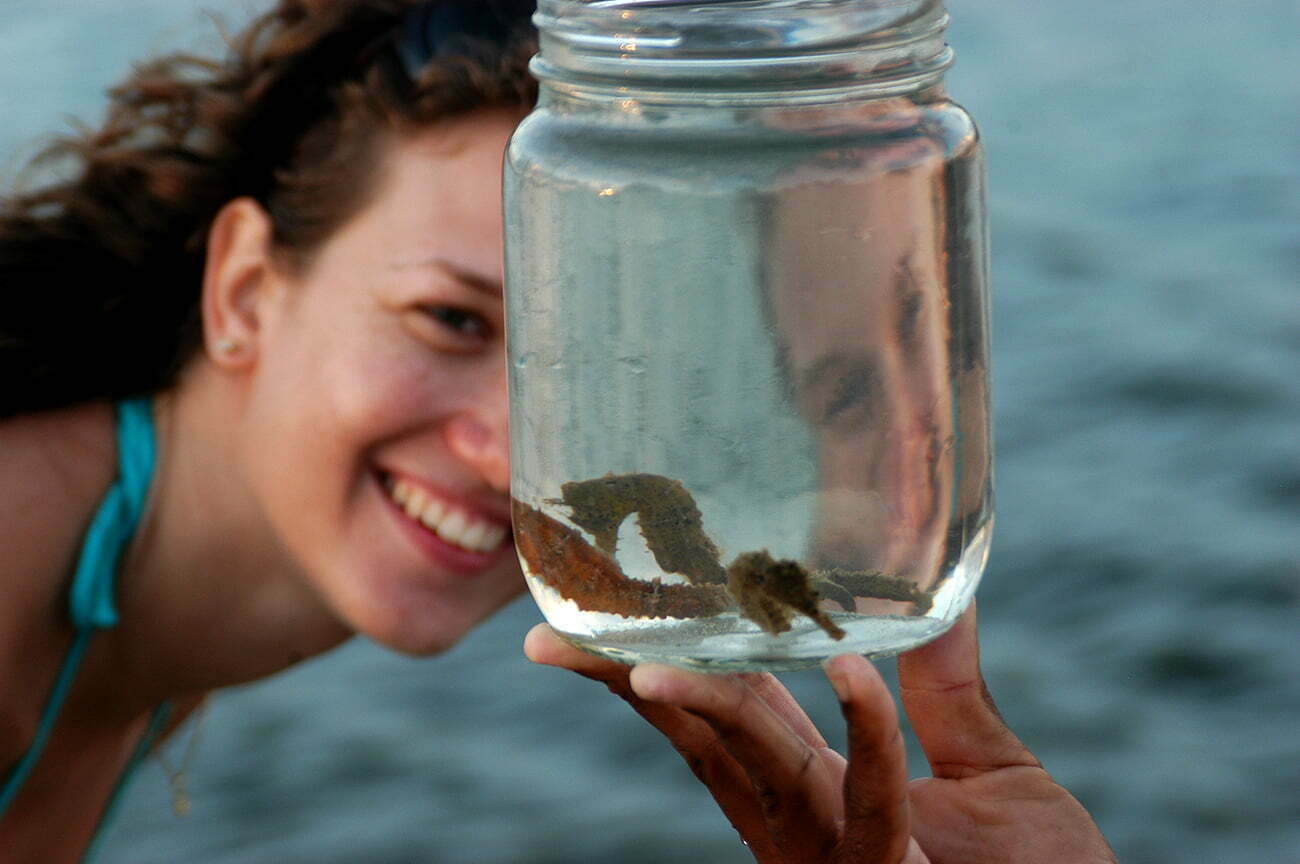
[{"x1": 394, "y1": 0, "x2": 538, "y2": 80}]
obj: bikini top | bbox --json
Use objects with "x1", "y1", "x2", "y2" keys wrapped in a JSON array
[{"x1": 0, "y1": 399, "x2": 173, "y2": 861}]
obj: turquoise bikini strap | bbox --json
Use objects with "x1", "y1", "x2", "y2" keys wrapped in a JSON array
[
  {"x1": 0, "y1": 631, "x2": 94, "y2": 815},
  {"x1": 0, "y1": 399, "x2": 162, "y2": 821},
  {"x1": 68, "y1": 398, "x2": 156, "y2": 630}
]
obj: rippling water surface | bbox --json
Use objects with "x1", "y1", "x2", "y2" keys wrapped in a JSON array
[{"x1": 3, "y1": 2, "x2": 1297, "y2": 862}]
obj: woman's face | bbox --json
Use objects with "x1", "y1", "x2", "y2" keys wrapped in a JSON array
[
  {"x1": 767, "y1": 135, "x2": 955, "y2": 585},
  {"x1": 241, "y1": 109, "x2": 525, "y2": 655}
]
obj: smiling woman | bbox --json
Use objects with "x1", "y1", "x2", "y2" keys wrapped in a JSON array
[
  {"x1": 0, "y1": 3, "x2": 1121, "y2": 863},
  {"x1": 221, "y1": 111, "x2": 525, "y2": 656},
  {"x1": 0, "y1": 1, "x2": 535, "y2": 859}
]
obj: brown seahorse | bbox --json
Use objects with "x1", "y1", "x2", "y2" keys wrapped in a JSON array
[
  {"x1": 726, "y1": 550, "x2": 846, "y2": 640},
  {"x1": 820, "y1": 569, "x2": 934, "y2": 614},
  {"x1": 512, "y1": 499, "x2": 729, "y2": 620},
  {"x1": 553, "y1": 473, "x2": 727, "y2": 585},
  {"x1": 528, "y1": 472, "x2": 933, "y2": 638}
]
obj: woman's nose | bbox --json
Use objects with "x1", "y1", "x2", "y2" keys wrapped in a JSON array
[{"x1": 445, "y1": 411, "x2": 510, "y2": 494}]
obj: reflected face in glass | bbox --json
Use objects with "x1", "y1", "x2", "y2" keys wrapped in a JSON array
[
  {"x1": 242, "y1": 109, "x2": 526, "y2": 655},
  {"x1": 766, "y1": 136, "x2": 955, "y2": 584}
]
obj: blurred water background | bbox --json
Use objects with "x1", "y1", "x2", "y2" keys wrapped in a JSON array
[{"x1": 2, "y1": 1, "x2": 1297, "y2": 862}]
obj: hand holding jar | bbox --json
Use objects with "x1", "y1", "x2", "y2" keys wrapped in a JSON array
[{"x1": 526, "y1": 606, "x2": 1118, "y2": 864}]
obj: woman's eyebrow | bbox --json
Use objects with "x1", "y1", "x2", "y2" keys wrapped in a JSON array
[{"x1": 393, "y1": 255, "x2": 503, "y2": 297}]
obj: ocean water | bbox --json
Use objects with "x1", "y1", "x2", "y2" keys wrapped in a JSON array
[{"x1": 2, "y1": 2, "x2": 1297, "y2": 862}]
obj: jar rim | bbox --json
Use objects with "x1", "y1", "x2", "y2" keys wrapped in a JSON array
[{"x1": 532, "y1": 0, "x2": 953, "y2": 100}]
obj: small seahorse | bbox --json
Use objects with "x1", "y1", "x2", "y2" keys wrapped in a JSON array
[
  {"x1": 726, "y1": 550, "x2": 846, "y2": 640},
  {"x1": 554, "y1": 473, "x2": 727, "y2": 585},
  {"x1": 512, "y1": 499, "x2": 729, "y2": 620}
]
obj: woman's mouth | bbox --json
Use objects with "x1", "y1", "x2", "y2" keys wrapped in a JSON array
[{"x1": 383, "y1": 475, "x2": 509, "y2": 556}]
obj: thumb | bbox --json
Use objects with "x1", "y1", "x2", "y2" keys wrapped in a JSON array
[{"x1": 897, "y1": 604, "x2": 1040, "y2": 780}]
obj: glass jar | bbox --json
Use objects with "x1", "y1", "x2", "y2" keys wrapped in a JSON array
[{"x1": 504, "y1": 0, "x2": 992, "y2": 671}]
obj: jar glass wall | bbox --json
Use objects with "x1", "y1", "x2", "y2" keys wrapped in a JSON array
[{"x1": 505, "y1": 0, "x2": 992, "y2": 670}]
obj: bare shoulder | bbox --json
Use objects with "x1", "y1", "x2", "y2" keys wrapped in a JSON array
[{"x1": 0, "y1": 403, "x2": 117, "y2": 624}]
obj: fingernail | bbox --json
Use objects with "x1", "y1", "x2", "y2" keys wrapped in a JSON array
[
  {"x1": 522, "y1": 623, "x2": 549, "y2": 663},
  {"x1": 823, "y1": 655, "x2": 854, "y2": 702},
  {"x1": 628, "y1": 664, "x2": 675, "y2": 703}
]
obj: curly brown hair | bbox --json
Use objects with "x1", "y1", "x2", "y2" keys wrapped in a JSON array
[{"x1": 0, "y1": 0, "x2": 536, "y2": 418}]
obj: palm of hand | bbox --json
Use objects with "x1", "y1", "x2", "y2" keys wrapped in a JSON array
[{"x1": 905, "y1": 768, "x2": 1115, "y2": 864}]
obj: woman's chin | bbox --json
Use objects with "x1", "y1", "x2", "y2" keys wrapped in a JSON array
[
  {"x1": 338, "y1": 572, "x2": 524, "y2": 657},
  {"x1": 374, "y1": 627, "x2": 466, "y2": 658},
  {"x1": 351, "y1": 605, "x2": 475, "y2": 657}
]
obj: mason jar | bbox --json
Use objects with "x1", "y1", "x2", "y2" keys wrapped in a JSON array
[{"x1": 504, "y1": 0, "x2": 992, "y2": 671}]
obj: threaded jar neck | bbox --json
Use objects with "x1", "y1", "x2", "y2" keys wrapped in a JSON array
[{"x1": 532, "y1": 0, "x2": 953, "y2": 103}]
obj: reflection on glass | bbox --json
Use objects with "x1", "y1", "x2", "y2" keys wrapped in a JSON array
[{"x1": 506, "y1": 0, "x2": 991, "y2": 670}]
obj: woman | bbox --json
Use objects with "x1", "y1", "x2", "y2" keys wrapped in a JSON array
[
  {"x1": 1, "y1": 1, "x2": 1115, "y2": 862},
  {"x1": 1, "y1": 1, "x2": 533, "y2": 858}
]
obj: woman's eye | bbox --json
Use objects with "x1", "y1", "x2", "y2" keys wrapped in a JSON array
[
  {"x1": 821, "y1": 365, "x2": 879, "y2": 424},
  {"x1": 798, "y1": 357, "x2": 883, "y2": 433},
  {"x1": 424, "y1": 306, "x2": 489, "y2": 340}
]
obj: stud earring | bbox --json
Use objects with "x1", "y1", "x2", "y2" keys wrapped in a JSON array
[{"x1": 215, "y1": 338, "x2": 242, "y2": 355}]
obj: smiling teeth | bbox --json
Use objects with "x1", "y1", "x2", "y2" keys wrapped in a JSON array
[{"x1": 389, "y1": 478, "x2": 508, "y2": 554}]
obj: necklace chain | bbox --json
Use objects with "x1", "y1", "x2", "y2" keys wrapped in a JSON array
[{"x1": 155, "y1": 699, "x2": 208, "y2": 817}]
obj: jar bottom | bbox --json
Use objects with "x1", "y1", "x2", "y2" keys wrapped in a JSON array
[
  {"x1": 524, "y1": 515, "x2": 990, "y2": 672},
  {"x1": 546, "y1": 609, "x2": 959, "y2": 672}
]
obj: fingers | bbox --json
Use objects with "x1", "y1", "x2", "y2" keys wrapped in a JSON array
[
  {"x1": 824, "y1": 654, "x2": 914, "y2": 864},
  {"x1": 523, "y1": 622, "x2": 623, "y2": 678},
  {"x1": 525, "y1": 626, "x2": 911, "y2": 862},
  {"x1": 631, "y1": 664, "x2": 845, "y2": 862},
  {"x1": 737, "y1": 672, "x2": 831, "y2": 752},
  {"x1": 523, "y1": 625, "x2": 694, "y2": 727},
  {"x1": 897, "y1": 605, "x2": 1040, "y2": 780},
  {"x1": 524, "y1": 625, "x2": 777, "y2": 854}
]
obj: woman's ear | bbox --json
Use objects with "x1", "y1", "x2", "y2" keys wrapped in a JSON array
[{"x1": 201, "y1": 198, "x2": 278, "y2": 371}]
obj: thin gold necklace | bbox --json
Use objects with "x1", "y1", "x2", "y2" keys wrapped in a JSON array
[{"x1": 155, "y1": 699, "x2": 208, "y2": 817}]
